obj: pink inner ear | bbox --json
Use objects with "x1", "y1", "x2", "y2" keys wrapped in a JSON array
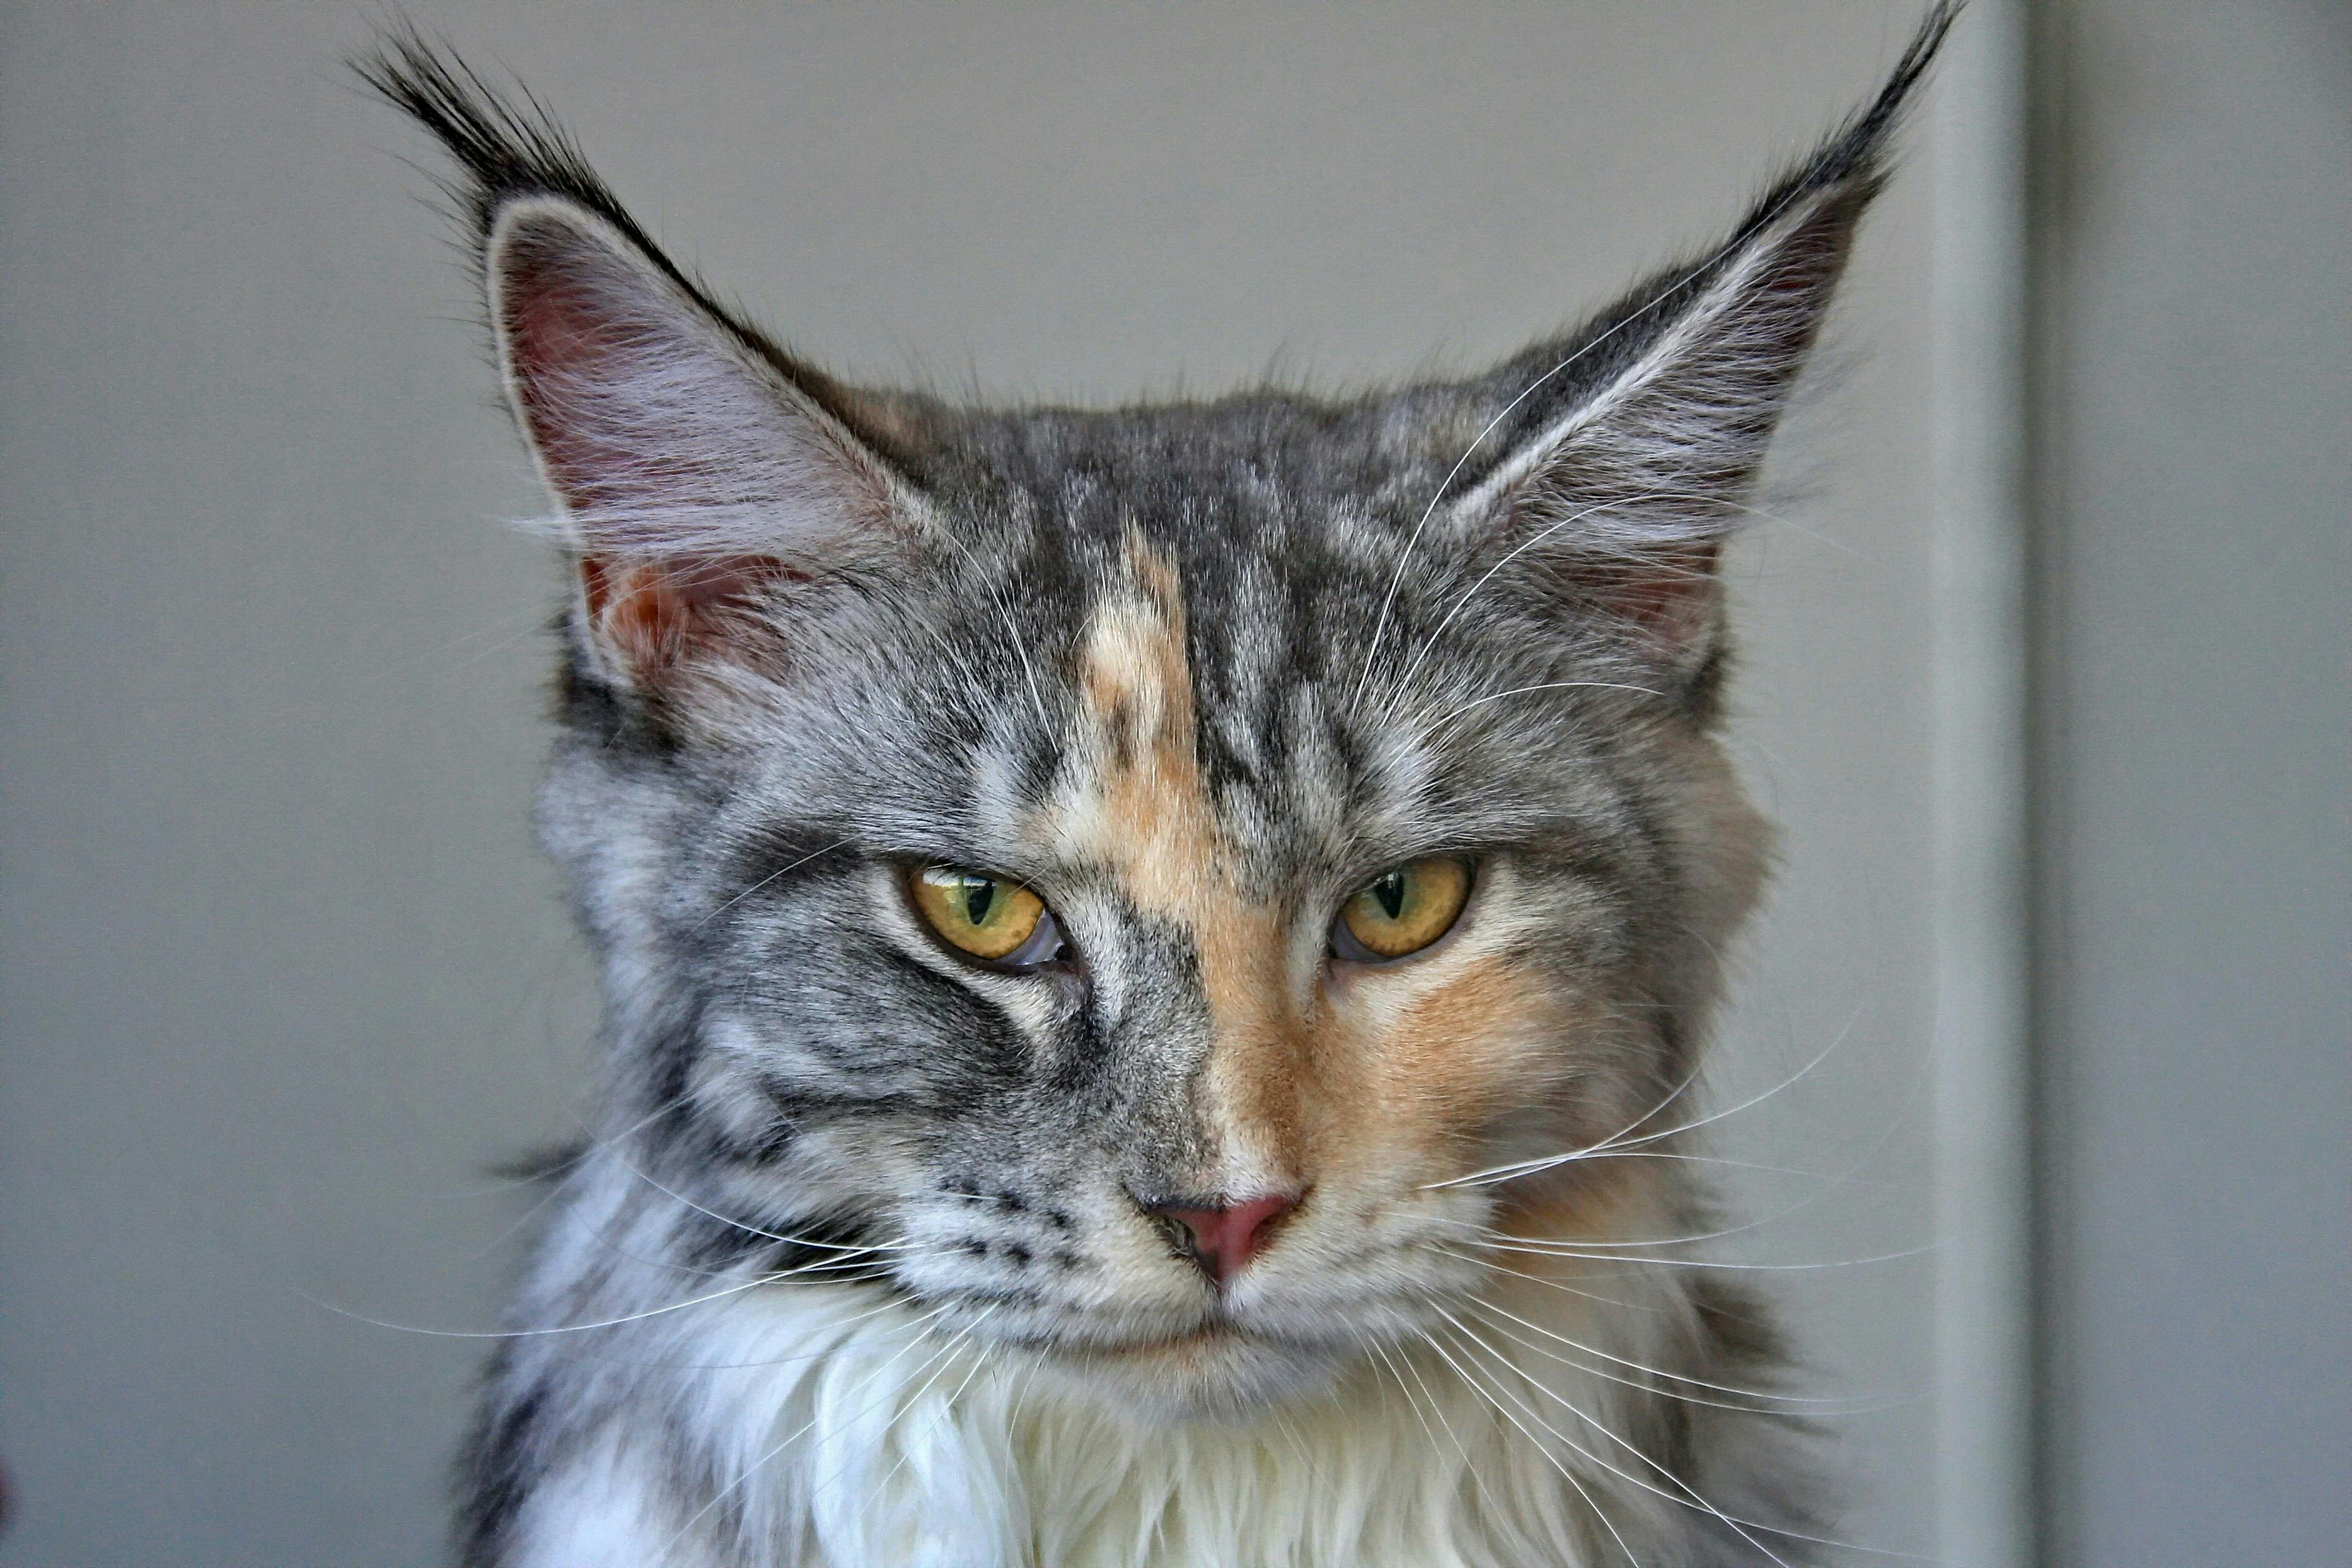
[
  {"x1": 1608, "y1": 541, "x2": 1722, "y2": 651},
  {"x1": 579, "y1": 553, "x2": 799, "y2": 672},
  {"x1": 492, "y1": 207, "x2": 912, "y2": 686},
  {"x1": 1503, "y1": 469, "x2": 1725, "y2": 662},
  {"x1": 501, "y1": 249, "x2": 702, "y2": 523}
]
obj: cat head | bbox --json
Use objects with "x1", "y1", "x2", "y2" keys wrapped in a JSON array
[{"x1": 368, "y1": 4, "x2": 1951, "y2": 1419}]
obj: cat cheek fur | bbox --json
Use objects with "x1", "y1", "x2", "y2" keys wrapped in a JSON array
[{"x1": 361, "y1": 5, "x2": 1959, "y2": 1564}]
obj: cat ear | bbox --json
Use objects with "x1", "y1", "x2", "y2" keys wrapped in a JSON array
[
  {"x1": 488, "y1": 196, "x2": 907, "y2": 684},
  {"x1": 1445, "y1": 1, "x2": 1956, "y2": 676},
  {"x1": 356, "y1": 35, "x2": 914, "y2": 689}
]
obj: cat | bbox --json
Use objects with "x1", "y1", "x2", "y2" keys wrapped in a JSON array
[{"x1": 362, "y1": 6, "x2": 1957, "y2": 1564}]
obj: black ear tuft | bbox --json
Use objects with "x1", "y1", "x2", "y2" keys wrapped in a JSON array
[
  {"x1": 1781, "y1": 0, "x2": 1964, "y2": 197},
  {"x1": 352, "y1": 26, "x2": 844, "y2": 424},
  {"x1": 354, "y1": 28, "x2": 653, "y2": 271}
]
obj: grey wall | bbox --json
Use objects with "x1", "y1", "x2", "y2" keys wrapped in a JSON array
[
  {"x1": 2033, "y1": 3, "x2": 2352, "y2": 1563},
  {"x1": 0, "y1": 2, "x2": 1993, "y2": 1563}
]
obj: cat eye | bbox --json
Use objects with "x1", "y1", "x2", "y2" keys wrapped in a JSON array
[
  {"x1": 1331, "y1": 857, "x2": 1474, "y2": 963},
  {"x1": 907, "y1": 865, "x2": 1065, "y2": 968}
]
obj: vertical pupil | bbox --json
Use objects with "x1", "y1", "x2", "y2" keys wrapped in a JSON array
[
  {"x1": 1374, "y1": 871, "x2": 1408, "y2": 920},
  {"x1": 961, "y1": 878, "x2": 997, "y2": 925}
]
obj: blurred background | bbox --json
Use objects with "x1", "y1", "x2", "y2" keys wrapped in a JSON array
[{"x1": 0, "y1": 3, "x2": 2341, "y2": 1564}]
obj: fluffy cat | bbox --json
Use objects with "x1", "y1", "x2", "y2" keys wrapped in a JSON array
[{"x1": 362, "y1": 6, "x2": 1957, "y2": 1564}]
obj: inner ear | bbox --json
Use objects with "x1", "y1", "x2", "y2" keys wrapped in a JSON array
[
  {"x1": 577, "y1": 553, "x2": 806, "y2": 674},
  {"x1": 484, "y1": 196, "x2": 910, "y2": 690},
  {"x1": 1582, "y1": 539, "x2": 1722, "y2": 653},
  {"x1": 1442, "y1": 178, "x2": 1883, "y2": 675}
]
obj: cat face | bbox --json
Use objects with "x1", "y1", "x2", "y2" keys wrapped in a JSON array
[
  {"x1": 610, "y1": 427, "x2": 1770, "y2": 1415},
  {"x1": 366, "y1": 32, "x2": 1909, "y2": 1418}
]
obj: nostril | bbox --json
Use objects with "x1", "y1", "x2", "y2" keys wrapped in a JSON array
[
  {"x1": 1140, "y1": 1191, "x2": 1302, "y2": 1287},
  {"x1": 1224, "y1": 1193, "x2": 1301, "y2": 1267},
  {"x1": 1154, "y1": 1205, "x2": 1223, "y2": 1264}
]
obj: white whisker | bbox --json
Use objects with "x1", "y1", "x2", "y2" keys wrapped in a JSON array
[
  {"x1": 1459, "y1": 1234, "x2": 1940, "y2": 1273},
  {"x1": 1375, "y1": 1332, "x2": 1512, "y2": 1524},
  {"x1": 1432, "y1": 1305, "x2": 1797, "y2": 1568},
  {"x1": 1422, "y1": 679, "x2": 1667, "y2": 735},
  {"x1": 932, "y1": 525, "x2": 1051, "y2": 730},
  {"x1": 693, "y1": 836, "x2": 859, "y2": 933},
  {"x1": 858, "y1": 1303, "x2": 1002, "y2": 1502},
  {"x1": 1466, "y1": 1295, "x2": 1855, "y2": 1412},
  {"x1": 617, "y1": 1157, "x2": 920, "y2": 1256},
  {"x1": 1416, "y1": 1320, "x2": 1643, "y2": 1565},
  {"x1": 1429, "y1": 1003, "x2": 1865, "y2": 1191},
  {"x1": 303, "y1": 1254, "x2": 857, "y2": 1341}
]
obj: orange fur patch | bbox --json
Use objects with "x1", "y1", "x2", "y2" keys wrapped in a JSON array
[
  {"x1": 1046, "y1": 534, "x2": 1601, "y2": 1201},
  {"x1": 1309, "y1": 949, "x2": 1600, "y2": 1199},
  {"x1": 1489, "y1": 1162, "x2": 1671, "y2": 1248}
]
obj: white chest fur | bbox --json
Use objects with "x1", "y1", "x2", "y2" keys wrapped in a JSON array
[{"x1": 505, "y1": 1272, "x2": 1765, "y2": 1568}]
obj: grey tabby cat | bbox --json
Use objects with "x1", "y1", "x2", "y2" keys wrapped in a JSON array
[{"x1": 363, "y1": 6, "x2": 1957, "y2": 1564}]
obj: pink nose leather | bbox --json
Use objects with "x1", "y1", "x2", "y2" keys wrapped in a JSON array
[{"x1": 1149, "y1": 1194, "x2": 1301, "y2": 1286}]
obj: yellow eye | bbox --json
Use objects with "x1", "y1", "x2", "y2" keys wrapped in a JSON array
[
  {"x1": 908, "y1": 866, "x2": 1053, "y2": 962},
  {"x1": 1336, "y1": 857, "x2": 1473, "y2": 961}
]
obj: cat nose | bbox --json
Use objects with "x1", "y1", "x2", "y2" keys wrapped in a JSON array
[{"x1": 1140, "y1": 1192, "x2": 1301, "y2": 1286}]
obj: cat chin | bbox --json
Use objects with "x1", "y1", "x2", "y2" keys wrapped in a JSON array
[{"x1": 1019, "y1": 1325, "x2": 1356, "y2": 1424}]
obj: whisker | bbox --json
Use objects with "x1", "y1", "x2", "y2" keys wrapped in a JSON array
[
  {"x1": 859, "y1": 1303, "x2": 1002, "y2": 1502},
  {"x1": 1455, "y1": 1233, "x2": 1941, "y2": 1273},
  {"x1": 1459, "y1": 1099, "x2": 1927, "y2": 1268},
  {"x1": 1423, "y1": 1049, "x2": 1717, "y2": 1192},
  {"x1": 1537, "y1": 1147, "x2": 1903, "y2": 1185},
  {"x1": 558, "y1": 1217, "x2": 889, "y2": 1283},
  {"x1": 1003, "y1": 1336, "x2": 1047, "y2": 1434},
  {"x1": 1267, "y1": 1405, "x2": 1331, "y2": 1495},
  {"x1": 576, "y1": 1291, "x2": 915, "y2": 1371},
  {"x1": 1428, "y1": 1003, "x2": 1865, "y2": 1192},
  {"x1": 1374, "y1": 1332, "x2": 1511, "y2": 1524},
  {"x1": 693, "y1": 835, "x2": 859, "y2": 933},
  {"x1": 931, "y1": 526, "x2": 1051, "y2": 730},
  {"x1": 301, "y1": 1246, "x2": 881, "y2": 1341},
  {"x1": 453, "y1": 1089, "x2": 696, "y2": 1211},
  {"x1": 1381, "y1": 481, "x2": 1797, "y2": 729},
  {"x1": 1432, "y1": 1305, "x2": 1797, "y2": 1568},
  {"x1": 1452, "y1": 1209, "x2": 1804, "y2": 1255},
  {"x1": 1580, "y1": 1003, "x2": 1870, "y2": 1156},
  {"x1": 1379, "y1": 495, "x2": 1642, "y2": 725},
  {"x1": 1466, "y1": 1267, "x2": 1674, "y2": 1316},
  {"x1": 1430, "y1": 1150, "x2": 1899, "y2": 1286},
  {"x1": 1421, "y1": 679, "x2": 1667, "y2": 735},
  {"x1": 1415, "y1": 1321, "x2": 1643, "y2": 1565},
  {"x1": 1444, "y1": 1244, "x2": 1731, "y2": 1298},
  {"x1": 1466, "y1": 1306, "x2": 1816, "y2": 1420},
  {"x1": 617, "y1": 1158, "x2": 920, "y2": 1256},
  {"x1": 1464, "y1": 1295, "x2": 1857, "y2": 1412},
  {"x1": 1364, "y1": 1337, "x2": 1445, "y2": 1463},
  {"x1": 1447, "y1": 1305, "x2": 1948, "y2": 1563}
]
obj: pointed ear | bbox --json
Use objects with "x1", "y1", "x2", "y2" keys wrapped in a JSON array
[
  {"x1": 1446, "y1": 0, "x2": 1957, "y2": 676},
  {"x1": 487, "y1": 196, "x2": 908, "y2": 684},
  {"x1": 357, "y1": 33, "x2": 930, "y2": 701}
]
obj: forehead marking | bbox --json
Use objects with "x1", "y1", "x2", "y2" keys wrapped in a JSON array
[
  {"x1": 1053, "y1": 533, "x2": 1306, "y2": 1184},
  {"x1": 1070, "y1": 535, "x2": 1211, "y2": 909}
]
